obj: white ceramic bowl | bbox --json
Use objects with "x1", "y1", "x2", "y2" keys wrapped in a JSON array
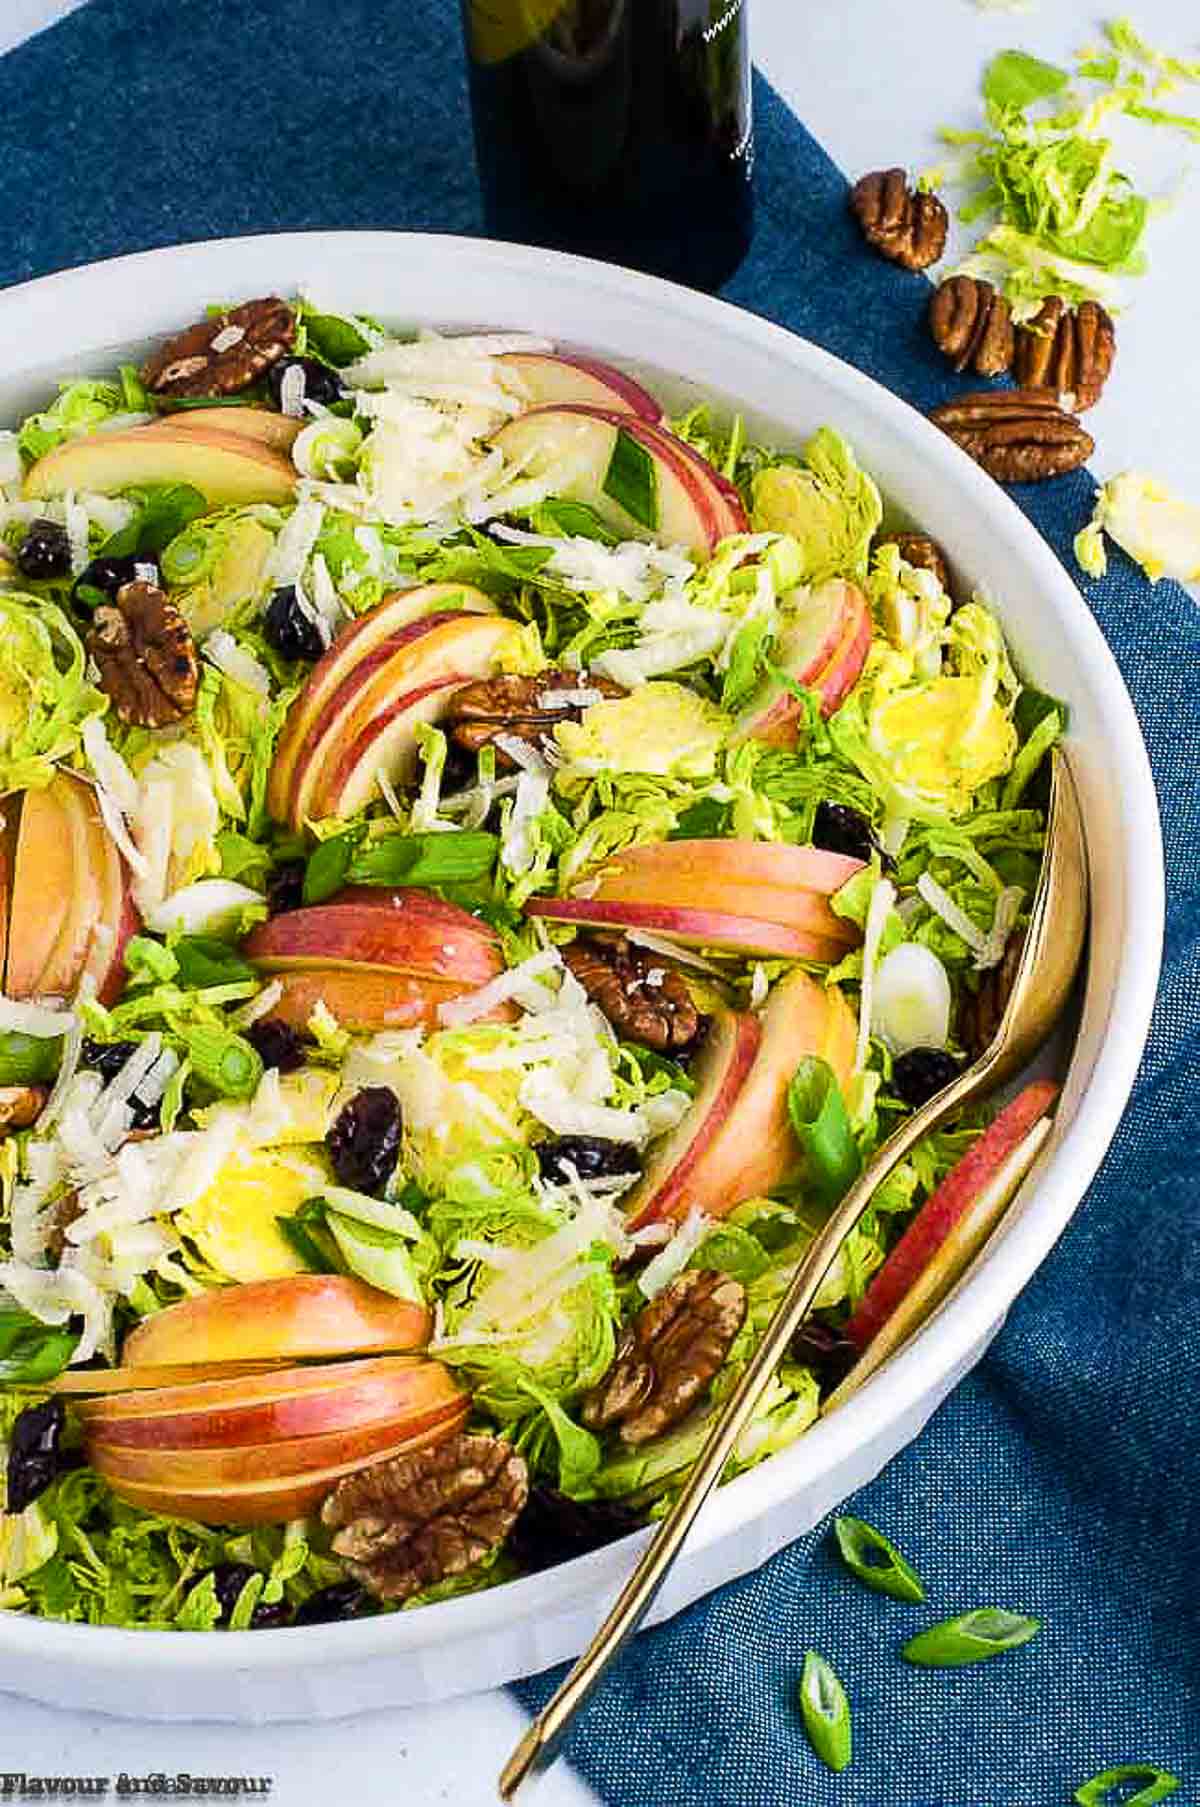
[{"x1": 0, "y1": 232, "x2": 1162, "y2": 1722}]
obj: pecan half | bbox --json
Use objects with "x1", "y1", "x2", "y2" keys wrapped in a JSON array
[
  {"x1": 562, "y1": 934, "x2": 701, "y2": 1054},
  {"x1": 849, "y1": 169, "x2": 947, "y2": 271},
  {"x1": 444, "y1": 669, "x2": 624, "y2": 771},
  {"x1": 87, "y1": 581, "x2": 199, "y2": 726},
  {"x1": 1013, "y1": 298, "x2": 1115, "y2": 413},
  {"x1": 876, "y1": 532, "x2": 951, "y2": 596},
  {"x1": 140, "y1": 297, "x2": 297, "y2": 398},
  {"x1": 959, "y1": 930, "x2": 1025, "y2": 1062},
  {"x1": 322, "y1": 1432, "x2": 527, "y2": 1603},
  {"x1": 929, "y1": 276, "x2": 1014, "y2": 377},
  {"x1": 929, "y1": 390, "x2": 1093, "y2": 483},
  {"x1": 0, "y1": 1086, "x2": 47, "y2": 1134},
  {"x1": 582, "y1": 1269, "x2": 746, "y2": 1446}
]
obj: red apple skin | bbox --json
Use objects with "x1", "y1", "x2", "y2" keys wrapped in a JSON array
[
  {"x1": 734, "y1": 580, "x2": 871, "y2": 745},
  {"x1": 311, "y1": 674, "x2": 468, "y2": 820},
  {"x1": 623, "y1": 1008, "x2": 763, "y2": 1230},
  {"x1": 288, "y1": 612, "x2": 515, "y2": 827},
  {"x1": 498, "y1": 351, "x2": 663, "y2": 421},
  {"x1": 843, "y1": 1079, "x2": 1061, "y2": 1351},
  {"x1": 656, "y1": 426, "x2": 750, "y2": 535},
  {"x1": 590, "y1": 839, "x2": 865, "y2": 899},
  {"x1": 283, "y1": 610, "x2": 470, "y2": 826},
  {"x1": 90, "y1": 1405, "x2": 470, "y2": 1525},
  {"x1": 82, "y1": 1358, "x2": 463, "y2": 1449},
  {"x1": 78, "y1": 1355, "x2": 433, "y2": 1422},
  {"x1": 690, "y1": 971, "x2": 858, "y2": 1219},
  {"x1": 244, "y1": 889, "x2": 504, "y2": 985},
  {"x1": 88, "y1": 1398, "x2": 468, "y2": 1489},
  {"x1": 268, "y1": 590, "x2": 493, "y2": 820},
  {"x1": 6, "y1": 780, "x2": 73, "y2": 998},
  {"x1": 258, "y1": 964, "x2": 506, "y2": 1034},
  {"x1": 491, "y1": 406, "x2": 723, "y2": 554},
  {"x1": 812, "y1": 583, "x2": 873, "y2": 715},
  {"x1": 524, "y1": 895, "x2": 850, "y2": 963},
  {"x1": 580, "y1": 850, "x2": 859, "y2": 947},
  {"x1": 122, "y1": 1275, "x2": 431, "y2": 1369}
]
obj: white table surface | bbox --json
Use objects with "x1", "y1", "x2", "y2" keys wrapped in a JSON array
[{"x1": 0, "y1": 3, "x2": 1195, "y2": 1802}]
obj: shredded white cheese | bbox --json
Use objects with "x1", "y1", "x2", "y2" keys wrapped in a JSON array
[
  {"x1": 637, "y1": 1207, "x2": 714, "y2": 1299},
  {"x1": 855, "y1": 877, "x2": 898, "y2": 1073},
  {"x1": 976, "y1": 884, "x2": 1026, "y2": 972},
  {"x1": 203, "y1": 629, "x2": 271, "y2": 698},
  {"x1": 916, "y1": 873, "x2": 989, "y2": 957}
]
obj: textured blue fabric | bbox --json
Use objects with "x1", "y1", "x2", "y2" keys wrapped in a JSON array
[{"x1": 1, "y1": 2, "x2": 1197, "y2": 1800}]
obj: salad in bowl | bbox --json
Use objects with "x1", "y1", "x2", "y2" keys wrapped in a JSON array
[{"x1": 0, "y1": 294, "x2": 1062, "y2": 1634}]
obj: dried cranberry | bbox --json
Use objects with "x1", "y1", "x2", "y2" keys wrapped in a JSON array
[
  {"x1": 266, "y1": 860, "x2": 305, "y2": 916},
  {"x1": 263, "y1": 585, "x2": 327, "y2": 662},
  {"x1": 790, "y1": 1321, "x2": 859, "y2": 1393},
  {"x1": 246, "y1": 1019, "x2": 307, "y2": 1074},
  {"x1": 267, "y1": 357, "x2": 344, "y2": 411},
  {"x1": 79, "y1": 1039, "x2": 160, "y2": 1129},
  {"x1": 6, "y1": 1399, "x2": 68, "y2": 1515},
  {"x1": 16, "y1": 519, "x2": 71, "y2": 582},
  {"x1": 508, "y1": 1487, "x2": 646, "y2": 1575},
  {"x1": 536, "y1": 1136, "x2": 641, "y2": 1185},
  {"x1": 292, "y1": 1580, "x2": 371, "y2": 1625},
  {"x1": 812, "y1": 801, "x2": 876, "y2": 865},
  {"x1": 326, "y1": 1087, "x2": 401, "y2": 1195},
  {"x1": 72, "y1": 554, "x2": 156, "y2": 608},
  {"x1": 891, "y1": 1047, "x2": 961, "y2": 1109},
  {"x1": 204, "y1": 1562, "x2": 259, "y2": 1622},
  {"x1": 249, "y1": 1598, "x2": 293, "y2": 1629}
]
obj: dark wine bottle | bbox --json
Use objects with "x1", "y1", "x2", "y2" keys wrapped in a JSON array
[{"x1": 461, "y1": 0, "x2": 754, "y2": 292}]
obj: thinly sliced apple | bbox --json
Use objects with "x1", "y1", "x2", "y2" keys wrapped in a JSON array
[
  {"x1": 122, "y1": 1274, "x2": 430, "y2": 1368},
  {"x1": 81, "y1": 1357, "x2": 461, "y2": 1446},
  {"x1": 291, "y1": 612, "x2": 516, "y2": 826},
  {"x1": 622, "y1": 1007, "x2": 762, "y2": 1229},
  {"x1": 76, "y1": 1355, "x2": 426, "y2": 1420},
  {"x1": 89, "y1": 1406, "x2": 469, "y2": 1525},
  {"x1": 583, "y1": 869, "x2": 855, "y2": 942},
  {"x1": 685, "y1": 970, "x2": 858, "y2": 1218},
  {"x1": 312, "y1": 674, "x2": 467, "y2": 819},
  {"x1": 823, "y1": 1113, "x2": 1055, "y2": 1414},
  {"x1": 524, "y1": 895, "x2": 849, "y2": 963},
  {"x1": 89, "y1": 1404, "x2": 466, "y2": 1488},
  {"x1": 77, "y1": 777, "x2": 139, "y2": 1006},
  {"x1": 491, "y1": 406, "x2": 722, "y2": 554},
  {"x1": 268, "y1": 584, "x2": 498, "y2": 818},
  {"x1": 145, "y1": 407, "x2": 303, "y2": 454},
  {"x1": 843, "y1": 1080, "x2": 1061, "y2": 1352},
  {"x1": 498, "y1": 351, "x2": 663, "y2": 420},
  {"x1": 587, "y1": 839, "x2": 865, "y2": 897},
  {"x1": 0, "y1": 796, "x2": 22, "y2": 993},
  {"x1": 257, "y1": 965, "x2": 487, "y2": 1034},
  {"x1": 733, "y1": 580, "x2": 872, "y2": 744},
  {"x1": 5, "y1": 783, "x2": 72, "y2": 998},
  {"x1": 23, "y1": 425, "x2": 297, "y2": 507},
  {"x1": 245, "y1": 891, "x2": 504, "y2": 985},
  {"x1": 39, "y1": 774, "x2": 103, "y2": 999},
  {"x1": 641, "y1": 422, "x2": 750, "y2": 537},
  {"x1": 51, "y1": 1360, "x2": 289, "y2": 1396}
]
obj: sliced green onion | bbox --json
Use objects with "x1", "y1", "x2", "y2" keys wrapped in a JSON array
[
  {"x1": 1074, "y1": 1765, "x2": 1180, "y2": 1806},
  {"x1": 0, "y1": 1308, "x2": 79, "y2": 1384},
  {"x1": 275, "y1": 1199, "x2": 341, "y2": 1274},
  {"x1": 603, "y1": 428, "x2": 658, "y2": 532},
  {"x1": 833, "y1": 1516, "x2": 925, "y2": 1603},
  {"x1": 172, "y1": 935, "x2": 259, "y2": 990},
  {"x1": 902, "y1": 1608, "x2": 1040, "y2": 1666},
  {"x1": 787, "y1": 1057, "x2": 862, "y2": 1207},
  {"x1": 302, "y1": 831, "x2": 359, "y2": 905},
  {"x1": 0, "y1": 1031, "x2": 62, "y2": 1087},
  {"x1": 798, "y1": 1649, "x2": 852, "y2": 1773},
  {"x1": 348, "y1": 830, "x2": 499, "y2": 888},
  {"x1": 178, "y1": 1025, "x2": 263, "y2": 1100}
]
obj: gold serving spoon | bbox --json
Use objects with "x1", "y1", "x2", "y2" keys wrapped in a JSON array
[{"x1": 500, "y1": 748, "x2": 1087, "y2": 1801}]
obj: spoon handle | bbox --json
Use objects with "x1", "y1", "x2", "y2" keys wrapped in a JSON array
[{"x1": 499, "y1": 1061, "x2": 985, "y2": 1800}]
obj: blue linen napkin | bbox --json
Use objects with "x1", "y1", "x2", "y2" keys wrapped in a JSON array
[{"x1": 1, "y1": 3, "x2": 1198, "y2": 1799}]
